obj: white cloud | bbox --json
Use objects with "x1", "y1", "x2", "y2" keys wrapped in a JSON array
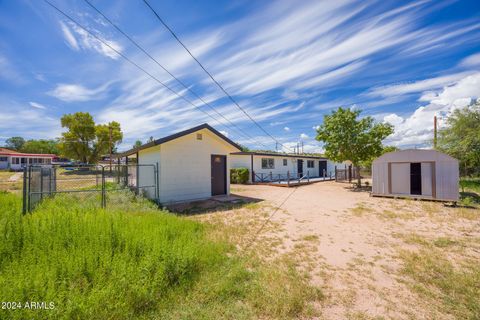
[
  {"x1": 284, "y1": 127, "x2": 290, "y2": 131},
  {"x1": 29, "y1": 101, "x2": 47, "y2": 109},
  {"x1": 383, "y1": 72, "x2": 480, "y2": 147},
  {"x1": 300, "y1": 133, "x2": 309, "y2": 139},
  {"x1": 48, "y1": 83, "x2": 110, "y2": 102},
  {"x1": 60, "y1": 21, "x2": 122, "y2": 59},
  {"x1": 60, "y1": 21, "x2": 79, "y2": 50},
  {"x1": 459, "y1": 52, "x2": 480, "y2": 67},
  {"x1": 367, "y1": 71, "x2": 473, "y2": 98}
]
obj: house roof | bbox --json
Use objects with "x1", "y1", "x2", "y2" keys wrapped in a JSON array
[
  {"x1": 232, "y1": 151, "x2": 326, "y2": 160},
  {"x1": 0, "y1": 147, "x2": 56, "y2": 157},
  {"x1": 114, "y1": 123, "x2": 242, "y2": 157}
]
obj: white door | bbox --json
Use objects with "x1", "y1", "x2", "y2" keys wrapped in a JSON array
[
  {"x1": 391, "y1": 163, "x2": 410, "y2": 194},
  {"x1": 421, "y1": 162, "x2": 433, "y2": 196}
]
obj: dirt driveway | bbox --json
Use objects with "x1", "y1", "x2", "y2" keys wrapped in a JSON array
[{"x1": 192, "y1": 181, "x2": 480, "y2": 319}]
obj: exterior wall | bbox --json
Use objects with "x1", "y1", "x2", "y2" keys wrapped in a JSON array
[
  {"x1": 137, "y1": 128, "x2": 238, "y2": 204},
  {"x1": 372, "y1": 150, "x2": 459, "y2": 201},
  {"x1": 137, "y1": 145, "x2": 161, "y2": 200},
  {"x1": 2, "y1": 155, "x2": 54, "y2": 171}
]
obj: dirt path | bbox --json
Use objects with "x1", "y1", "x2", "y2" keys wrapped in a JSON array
[{"x1": 220, "y1": 182, "x2": 479, "y2": 319}]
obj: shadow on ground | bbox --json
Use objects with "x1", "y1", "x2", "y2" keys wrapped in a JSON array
[{"x1": 167, "y1": 194, "x2": 264, "y2": 215}]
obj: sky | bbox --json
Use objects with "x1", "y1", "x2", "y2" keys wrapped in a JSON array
[{"x1": 0, "y1": 0, "x2": 479, "y2": 153}]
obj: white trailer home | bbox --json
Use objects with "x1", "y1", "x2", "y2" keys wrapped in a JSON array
[
  {"x1": 116, "y1": 124, "x2": 241, "y2": 204},
  {"x1": 0, "y1": 148, "x2": 55, "y2": 170},
  {"x1": 372, "y1": 149, "x2": 459, "y2": 201},
  {"x1": 230, "y1": 151, "x2": 338, "y2": 183}
]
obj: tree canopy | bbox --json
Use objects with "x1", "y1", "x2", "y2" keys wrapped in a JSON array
[
  {"x1": 315, "y1": 107, "x2": 394, "y2": 185},
  {"x1": 437, "y1": 101, "x2": 480, "y2": 176},
  {"x1": 5, "y1": 137, "x2": 25, "y2": 150},
  {"x1": 22, "y1": 139, "x2": 60, "y2": 155},
  {"x1": 133, "y1": 140, "x2": 143, "y2": 149},
  {"x1": 59, "y1": 112, "x2": 123, "y2": 163}
]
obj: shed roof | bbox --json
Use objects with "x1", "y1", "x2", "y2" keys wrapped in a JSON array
[
  {"x1": 373, "y1": 149, "x2": 458, "y2": 164},
  {"x1": 114, "y1": 123, "x2": 242, "y2": 157}
]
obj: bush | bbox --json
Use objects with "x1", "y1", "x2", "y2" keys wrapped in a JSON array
[{"x1": 230, "y1": 168, "x2": 249, "y2": 184}]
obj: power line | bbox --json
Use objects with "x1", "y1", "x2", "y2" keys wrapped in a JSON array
[
  {"x1": 142, "y1": 0, "x2": 294, "y2": 153},
  {"x1": 81, "y1": 0, "x2": 272, "y2": 150},
  {"x1": 43, "y1": 0, "x2": 267, "y2": 149}
]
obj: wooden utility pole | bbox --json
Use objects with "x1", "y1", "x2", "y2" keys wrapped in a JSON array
[
  {"x1": 433, "y1": 115, "x2": 437, "y2": 149},
  {"x1": 109, "y1": 125, "x2": 113, "y2": 173}
]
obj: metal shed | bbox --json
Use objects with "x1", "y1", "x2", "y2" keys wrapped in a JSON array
[{"x1": 371, "y1": 149, "x2": 459, "y2": 201}]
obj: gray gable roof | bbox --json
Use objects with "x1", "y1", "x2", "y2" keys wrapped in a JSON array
[{"x1": 115, "y1": 123, "x2": 242, "y2": 157}]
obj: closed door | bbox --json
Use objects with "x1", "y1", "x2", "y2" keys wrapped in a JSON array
[
  {"x1": 421, "y1": 162, "x2": 433, "y2": 196},
  {"x1": 211, "y1": 155, "x2": 227, "y2": 196},
  {"x1": 391, "y1": 163, "x2": 410, "y2": 194},
  {"x1": 319, "y1": 161, "x2": 327, "y2": 177},
  {"x1": 297, "y1": 160, "x2": 303, "y2": 176}
]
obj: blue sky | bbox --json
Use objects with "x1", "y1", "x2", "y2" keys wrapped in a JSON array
[{"x1": 0, "y1": 0, "x2": 479, "y2": 153}]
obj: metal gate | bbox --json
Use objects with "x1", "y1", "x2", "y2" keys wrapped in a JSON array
[{"x1": 23, "y1": 164, "x2": 158, "y2": 213}]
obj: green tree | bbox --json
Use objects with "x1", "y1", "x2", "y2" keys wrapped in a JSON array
[
  {"x1": 437, "y1": 102, "x2": 480, "y2": 176},
  {"x1": 315, "y1": 107, "x2": 394, "y2": 186},
  {"x1": 5, "y1": 137, "x2": 25, "y2": 150},
  {"x1": 21, "y1": 139, "x2": 60, "y2": 154},
  {"x1": 133, "y1": 140, "x2": 143, "y2": 149},
  {"x1": 59, "y1": 112, "x2": 123, "y2": 163}
]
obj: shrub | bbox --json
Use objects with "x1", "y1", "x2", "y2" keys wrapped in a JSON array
[{"x1": 230, "y1": 168, "x2": 249, "y2": 184}]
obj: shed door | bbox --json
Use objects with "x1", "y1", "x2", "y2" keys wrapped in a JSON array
[
  {"x1": 390, "y1": 163, "x2": 410, "y2": 194},
  {"x1": 421, "y1": 162, "x2": 433, "y2": 196},
  {"x1": 211, "y1": 155, "x2": 227, "y2": 196},
  {"x1": 410, "y1": 163, "x2": 422, "y2": 195}
]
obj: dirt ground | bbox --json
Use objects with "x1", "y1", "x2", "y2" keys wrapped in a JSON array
[{"x1": 188, "y1": 181, "x2": 480, "y2": 319}]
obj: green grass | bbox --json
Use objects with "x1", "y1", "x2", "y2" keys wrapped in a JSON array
[
  {"x1": 460, "y1": 178, "x2": 480, "y2": 207},
  {"x1": 0, "y1": 191, "x2": 321, "y2": 319}
]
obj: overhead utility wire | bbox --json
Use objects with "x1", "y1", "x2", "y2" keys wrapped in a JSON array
[
  {"x1": 142, "y1": 0, "x2": 294, "y2": 153},
  {"x1": 81, "y1": 0, "x2": 271, "y2": 150},
  {"x1": 43, "y1": 0, "x2": 264, "y2": 149}
]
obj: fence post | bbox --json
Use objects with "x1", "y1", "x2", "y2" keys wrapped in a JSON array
[
  {"x1": 307, "y1": 171, "x2": 310, "y2": 183},
  {"x1": 40, "y1": 167, "x2": 44, "y2": 200},
  {"x1": 348, "y1": 165, "x2": 352, "y2": 183},
  {"x1": 323, "y1": 169, "x2": 326, "y2": 181},
  {"x1": 269, "y1": 172, "x2": 272, "y2": 182},
  {"x1": 155, "y1": 162, "x2": 159, "y2": 203},
  {"x1": 287, "y1": 171, "x2": 290, "y2": 186},
  {"x1": 335, "y1": 166, "x2": 337, "y2": 181},
  {"x1": 22, "y1": 166, "x2": 27, "y2": 215},
  {"x1": 101, "y1": 166, "x2": 106, "y2": 208}
]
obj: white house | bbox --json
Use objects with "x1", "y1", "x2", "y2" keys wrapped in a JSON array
[
  {"x1": 230, "y1": 151, "x2": 339, "y2": 183},
  {"x1": 116, "y1": 123, "x2": 241, "y2": 204},
  {"x1": 0, "y1": 148, "x2": 55, "y2": 170},
  {"x1": 372, "y1": 149, "x2": 459, "y2": 201}
]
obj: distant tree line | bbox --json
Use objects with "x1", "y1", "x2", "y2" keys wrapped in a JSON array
[{"x1": 3, "y1": 112, "x2": 123, "y2": 164}]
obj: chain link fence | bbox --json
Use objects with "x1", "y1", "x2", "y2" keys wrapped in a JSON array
[{"x1": 23, "y1": 164, "x2": 158, "y2": 213}]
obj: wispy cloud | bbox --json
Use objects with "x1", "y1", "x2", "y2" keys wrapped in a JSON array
[
  {"x1": 29, "y1": 101, "x2": 47, "y2": 109},
  {"x1": 48, "y1": 82, "x2": 111, "y2": 102},
  {"x1": 59, "y1": 20, "x2": 122, "y2": 59}
]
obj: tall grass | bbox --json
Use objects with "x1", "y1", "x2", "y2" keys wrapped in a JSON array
[{"x1": 0, "y1": 191, "x2": 321, "y2": 319}]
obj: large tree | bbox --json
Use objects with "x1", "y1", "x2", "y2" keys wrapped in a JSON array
[
  {"x1": 5, "y1": 136, "x2": 25, "y2": 150},
  {"x1": 315, "y1": 107, "x2": 394, "y2": 186},
  {"x1": 437, "y1": 102, "x2": 480, "y2": 176},
  {"x1": 59, "y1": 112, "x2": 123, "y2": 163},
  {"x1": 21, "y1": 139, "x2": 60, "y2": 155}
]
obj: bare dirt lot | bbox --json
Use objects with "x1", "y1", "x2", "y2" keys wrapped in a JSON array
[{"x1": 189, "y1": 181, "x2": 480, "y2": 319}]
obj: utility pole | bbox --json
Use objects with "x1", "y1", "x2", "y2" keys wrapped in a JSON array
[
  {"x1": 297, "y1": 143, "x2": 299, "y2": 154},
  {"x1": 301, "y1": 141, "x2": 304, "y2": 153},
  {"x1": 433, "y1": 115, "x2": 437, "y2": 149},
  {"x1": 109, "y1": 125, "x2": 113, "y2": 173}
]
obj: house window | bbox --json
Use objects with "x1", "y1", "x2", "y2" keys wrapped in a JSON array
[
  {"x1": 261, "y1": 158, "x2": 274, "y2": 169},
  {"x1": 307, "y1": 160, "x2": 314, "y2": 168},
  {"x1": 12, "y1": 158, "x2": 19, "y2": 164},
  {"x1": 283, "y1": 159, "x2": 287, "y2": 166},
  {"x1": 0, "y1": 157, "x2": 7, "y2": 161},
  {"x1": 196, "y1": 133, "x2": 203, "y2": 140}
]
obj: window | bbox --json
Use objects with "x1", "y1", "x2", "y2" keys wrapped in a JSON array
[
  {"x1": 261, "y1": 158, "x2": 274, "y2": 169},
  {"x1": 12, "y1": 158, "x2": 19, "y2": 164},
  {"x1": 307, "y1": 160, "x2": 314, "y2": 168},
  {"x1": 0, "y1": 157, "x2": 7, "y2": 161},
  {"x1": 283, "y1": 159, "x2": 287, "y2": 166},
  {"x1": 196, "y1": 133, "x2": 203, "y2": 140}
]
